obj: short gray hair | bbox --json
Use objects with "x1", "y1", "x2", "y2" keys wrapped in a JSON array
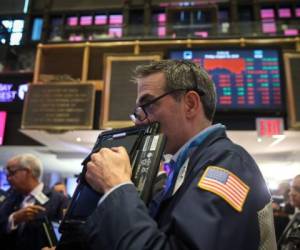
[
  {"x1": 133, "y1": 59, "x2": 217, "y2": 121},
  {"x1": 10, "y1": 154, "x2": 43, "y2": 179}
]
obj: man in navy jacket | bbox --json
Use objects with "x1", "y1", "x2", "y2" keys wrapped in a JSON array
[
  {"x1": 85, "y1": 60, "x2": 277, "y2": 249},
  {"x1": 0, "y1": 154, "x2": 67, "y2": 250}
]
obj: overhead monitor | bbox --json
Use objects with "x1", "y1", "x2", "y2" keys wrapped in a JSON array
[
  {"x1": 1, "y1": 19, "x2": 24, "y2": 45},
  {"x1": 109, "y1": 14, "x2": 123, "y2": 25},
  {"x1": 80, "y1": 16, "x2": 92, "y2": 26},
  {"x1": 0, "y1": 74, "x2": 30, "y2": 112},
  {"x1": 260, "y1": 9, "x2": 275, "y2": 19},
  {"x1": 156, "y1": 13, "x2": 166, "y2": 23},
  {"x1": 262, "y1": 21, "x2": 277, "y2": 34},
  {"x1": 31, "y1": 17, "x2": 43, "y2": 41},
  {"x1": 169, "y1": 48, "x2": 284, "y2": 113},
  {"x1": 278, "y1": 8, "x2": 292, "y2": 18},
  {"x1": 95, "y1": 15, "x2": 107, "y2": 25},
  {"x1": 296, "y1": 8, "x2": 300, "y2": 18},
  {"x1": 67, "y1": 16, "x2": 78, "y2": 26}
]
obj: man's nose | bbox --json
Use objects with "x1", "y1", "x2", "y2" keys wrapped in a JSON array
[{"x1": 135, "y1": 118, "x2": 150, "y2": 126}]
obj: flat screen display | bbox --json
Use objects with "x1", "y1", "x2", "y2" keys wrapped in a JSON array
[
  {"x1": 169, "y1": 49, "x2": 284, "y2": 112},
  {"x1": 260, "y1": 9, "x2": 275, "y2": 19},
  {"x1": 0, "y1": 73, "x2": 32, "y2": 112},
  {"x1": 80, "y1": 16, "x2": 93, "y2": 26},
  {"x1": 296, "y1": 8, "x2": 300, "y2": 17},
  {"x1": 278, "y1": 8, "x2": 292, "y2": 18},
  {"x1": 0, "y1": 82, "x2": 28, "y2": 111},
  {"x1": 109, "y1": 14, "x2": 123, "y2": 25},
  {"x1": 31, "y1": 18, "x2": 43, "y2": 41},
  {"x1": 67, "y1": 16, "x2": 78, "y2": 26},
  {"x1": 262, "y1": 21, "x2": 277, "y2": 33},
  {"x1": 95, "y1": 15, "x2": 107, "y2": 25}
]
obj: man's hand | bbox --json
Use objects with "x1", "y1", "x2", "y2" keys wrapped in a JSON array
[
  {"x1": 13, "y1": 205, "x2": 46, "y2": 224},
  {"x1": 85, "y1": 147, "x2": 132, "y2": 193}
]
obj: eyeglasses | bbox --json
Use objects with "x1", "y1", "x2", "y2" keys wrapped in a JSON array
[
  {"x1": 130, "y1": 88, "x2": 204, "y2": 122},
  {"x1": 4, "y1": 167, "x2": 26, "y2": 177}
]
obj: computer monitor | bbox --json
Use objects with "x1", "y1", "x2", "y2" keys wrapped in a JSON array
[{"x1": 169, "y1": 48, "x2": 285, "y2": 114}]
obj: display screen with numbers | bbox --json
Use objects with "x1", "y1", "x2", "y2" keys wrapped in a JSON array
[{"x1": 169, "y1": 48, "x2": 284, "y2": 112}]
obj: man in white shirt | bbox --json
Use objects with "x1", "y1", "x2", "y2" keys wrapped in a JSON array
[{"x1": 0, "y1": 154, "x2": 67, "y2": 250}]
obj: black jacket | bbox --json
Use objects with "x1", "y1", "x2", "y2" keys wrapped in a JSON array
[
  {"x1": 84, "y1": 126, "x2": 277, "y2": 250},
  {"x1": 0, "y1": 185, "x2": 67, "y2": 250}
]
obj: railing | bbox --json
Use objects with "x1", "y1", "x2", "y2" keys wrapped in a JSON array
[{"x1": 45, "y1": 20, "x2": 300, "y2": 43}]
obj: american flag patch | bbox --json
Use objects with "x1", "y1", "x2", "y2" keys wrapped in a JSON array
[{"x1": 198, "y1": 166, "x2": 250, "y2": 212}]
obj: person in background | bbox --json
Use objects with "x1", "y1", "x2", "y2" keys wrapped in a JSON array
[
  {"x1": 272, "y1": 181, "x2": 295, "y2": 241},
  {"x1": 278, "y1": 175, "x2": 300, "y2": 249},
  {"x1": 289, "y1": 175, "x2": 300, "y2": 213},
  {"x1": 84, "y1": 59, "x2": 277, "y2": 249},
  {"x1": 0, "y1": 154, "x2": 68, "y2": 250},
  {"x1": 52, "y1": 181, "x2": 71, "y2": 216},
  {"x1": 53, "y1": 182, "x2": 71, "y2": 200}
]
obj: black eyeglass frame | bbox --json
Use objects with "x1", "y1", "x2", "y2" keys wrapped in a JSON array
[
  {"x1": 4, "y1": 167, "x2": 27, "y2": 177},
  {"x1": 130, "y1": 88, "x2": 205, "y2": 122}
]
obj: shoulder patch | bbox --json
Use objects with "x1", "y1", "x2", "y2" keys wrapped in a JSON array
[{"x1": 198, "y1": 166, "x2": 250, "y2": 212}]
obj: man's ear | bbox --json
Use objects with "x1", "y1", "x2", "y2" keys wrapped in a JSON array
[{"x1": 184, "y1": 90, "x2": 201, "y2": 118}]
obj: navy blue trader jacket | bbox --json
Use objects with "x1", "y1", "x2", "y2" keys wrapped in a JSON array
[
  {"x1": 85, "y1": 126, "x2": 277, "y2": 250},
  {"x1": 0, "y1": 186, "x2": 67, "y2": 250}
]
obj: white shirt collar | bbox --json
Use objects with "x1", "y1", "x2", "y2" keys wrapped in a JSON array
[{"x1": 30, "y1": 182, "x2": 44, "y2": 200}]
